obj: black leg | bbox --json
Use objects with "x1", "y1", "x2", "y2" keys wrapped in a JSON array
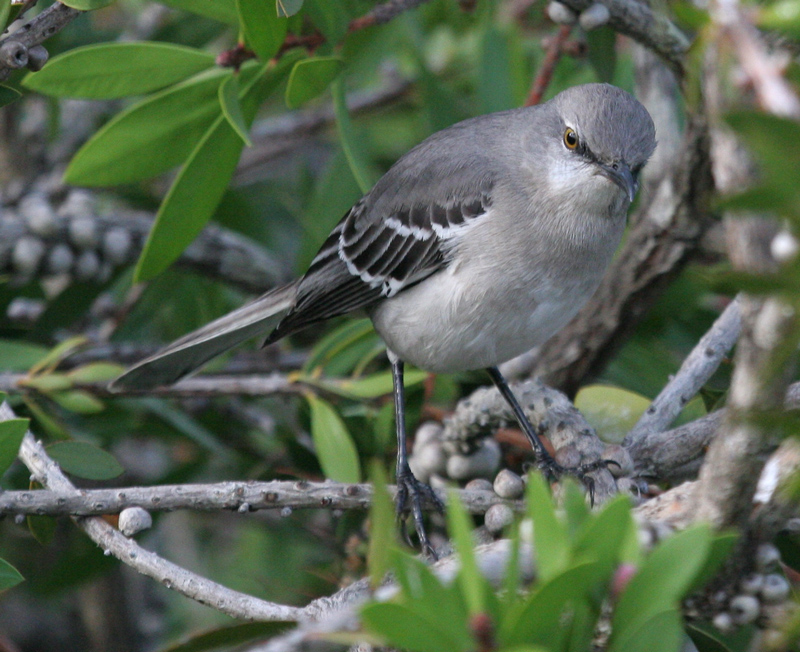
[
  {"x1": 486, "y1": 366, "x2": 610, "y2": 499},
  {"x1": 391, "y1": 356, "x2": 440, "y2": 559}
]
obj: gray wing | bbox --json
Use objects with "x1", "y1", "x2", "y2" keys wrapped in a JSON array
[
  {"x1": 268, "y1": 174, "x2": 497, "y2": 341},
  {"x1": 266, "y1": 109, "x2": 524, "y2": 342}
]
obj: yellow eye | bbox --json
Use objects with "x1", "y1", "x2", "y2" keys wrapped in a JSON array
[{"x1": 564, "y1": 127, "x2": 578, "y2": 150}]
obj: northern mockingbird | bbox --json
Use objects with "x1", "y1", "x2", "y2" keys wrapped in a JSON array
[{"x1": 114, "y1": 83, "x2": 656, "y2": 555}]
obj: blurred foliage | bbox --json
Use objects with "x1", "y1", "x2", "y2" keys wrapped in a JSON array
[
  {"x1": 361, "y1": 477, "x2": 740, "y2": 652},
  {"x1": 3, "y1": 0, "x2": 800, "y2": 649}
]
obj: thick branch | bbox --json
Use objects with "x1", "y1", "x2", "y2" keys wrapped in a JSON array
[
  {"x1": 624, "y1": 295, "x2": 742, "y2": 445},
  {"x1": 0, "y1": 3, "x2": 81, "y2": 81},
  {"x1": 556, "y1": 0, "x2": 689, "y2": 75},
  {"x1": 0, "y1": 480, "x2": 515, "y2": 517}
]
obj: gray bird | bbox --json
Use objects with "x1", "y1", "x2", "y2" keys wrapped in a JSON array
[{"x1": 113, "y1": 83, "x2": 656, "y2": 555}]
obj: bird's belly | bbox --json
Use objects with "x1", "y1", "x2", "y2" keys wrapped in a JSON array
[{"x1": 369, "y1": 262, "x2": 597, "y2": 374}]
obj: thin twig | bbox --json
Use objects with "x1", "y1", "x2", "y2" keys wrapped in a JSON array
[
  {"x1": 624, "y1": 295, "x2": 742, "y2": 446},
  {"x1": 525, "y1": 25, "x2": 572, "y2": 107}
]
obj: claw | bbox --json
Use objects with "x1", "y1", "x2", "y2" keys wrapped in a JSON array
[{"x1": 395, "y1": 469, "x2": 442, "y2": 560}]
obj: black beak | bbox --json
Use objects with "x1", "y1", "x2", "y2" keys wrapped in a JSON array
[{"x1": 599, "y1": 161, "x2": 637, "y2": 203}]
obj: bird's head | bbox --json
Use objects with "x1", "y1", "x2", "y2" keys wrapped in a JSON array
[{"x1": 541, "y1": 83, "x2": 656, "y2": 208}]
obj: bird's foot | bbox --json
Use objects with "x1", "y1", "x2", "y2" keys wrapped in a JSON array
[
  {"x1": 395, "y1": 468, "x2": 444, "y2": 560},
  {"x1": 536, "y1": 456, "x2": 619, "y2": 506}
]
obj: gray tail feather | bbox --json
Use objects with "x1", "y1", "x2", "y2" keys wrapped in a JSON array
[{"x1": 111, "y1": 280, "x2": 300, "y2": 390}]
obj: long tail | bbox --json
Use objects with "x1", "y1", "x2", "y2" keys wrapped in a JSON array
[{"x1": 111, "y1": 280, "x2": 300, "y2": 390}]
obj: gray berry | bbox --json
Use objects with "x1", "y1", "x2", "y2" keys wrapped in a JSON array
[
  {"x1": 75, "y1": 250, "x2": 100, "y2": 281},
  {"x1": 756, "y1": 543, "x2": 781, "y2": 571},
  {"x1": 102, "y1": 228, "x2": 132, "y2": 265},
  {"x1": 409, "y1": 443, "x2": 446, "y2": 483},
  {"x1": 579, "y1": 2, "x2": 611, "y2": 30},
  {"x1": 484, "y1": 503, "x2": 514, "y2": 533},
  {"x1": 58, "y1": 189, "x2": 95, "y2": 219},
  {"x1": 446, "y1": 439, "x2": 501, "y2": 480},
  {"x1": 740, "y1": 573, "x2": 764, "y2": 595},
  {"x1": 46, "y1": 244, "x2": 74, "y2": 275},
  {"x1": 69, "y1": 217, "x2": 99, "y2": 249},
  {"x1": 493, "y1": 469, "x2": 525, "y2": 499},
  {"x1": 26, "y1": 45, "x2": 49, "y2": 72},
  {"x1": 547, "y1": 1, "x2": 577, "y2": 24},
  {"x1": 413, "y1": 421, "x2": 443, "y2": 453},
  {"x1": 712, "y1": 612, "x2": 733, "y2": 634},
  {"x1": 12, "y1": 236, "x2": 45, "y2": 275},
  {"x1": 761, "y1": 574, "x2": 790, "y2": 603},
  {"x1": 118, "y1": 507, "x2": 152, "y2": 537},
  {"x1": 465, "y1": 478, "x2": 494, "y2": 492},
  {"x1": 19, "y1": 194, "x2": 57, "y2": 236},
  {"x1": 730, "y1": 595, "x2": 760, "y2": 625}
]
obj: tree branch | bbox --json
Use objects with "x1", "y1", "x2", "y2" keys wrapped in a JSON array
[
  {"x1": 0, "y1": 479, "x2": 515, "y2": 517},
  {"x1": 0, "y1": 3, "x2": 81, "y2": 81},
  {"x1": 556, "y1": 0, "x2": 689, "y2": 76},
  {"x1": 5, "y1": 400, "x2": 302, "y2": 622},
  {"x1": 624, "y1": 295, "x2": 742, "y2": 446}
]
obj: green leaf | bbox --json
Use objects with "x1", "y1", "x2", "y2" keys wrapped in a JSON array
[
  {"x1": 687, "y1": 531, "x2": 738, "y2": 593},
  {"x1": 60, "y1": 0, "x2": 114, "y2": 10},
  {"x1": 304, "y1": 0, "x2": 350, "y2": 43},
  {"x1": 447, "y1": 489, "x2": 486, "y2": 616},
  {"x1": 302, "y1": 318, "x2": 378, "y2": 375},
  {"x1": 23, "y1": 43, "x2": 214, "y2": 99},
  {"x1": 612, "y1": 523, "x2": 712, "y2": 642},
  {"x1": 586, "y1": 26, "x2": 617, "y2": 83},
  {"x1": 276, "y1": 0, "x2": 303, "y2": 17},
  {"x1": 498, "y1": 561, "x2": 601, "y2": 648},
  {"x1": 526, "y1": 472, "x2": 570, "y2": 581},
  {"x1": 134, "y1": 56, "x2": 297, "y2": 281},
  {"x1": 28, "y1": 513, "x2": 56, "y2": 545},
  {"x1": 686, "y1": 622, "x2": 757, "y2": 652},
  {"x1": 608, "y1": 609, "x2": 683, "y2": 652},
  {"x1": 761, "y1": 0, "x2": 800, "y2": 39},
  {"x1": 367, "y1": 462, "x2": 395, "y2": 588},
  {"x1": 389, "y1": 550, "x2": 471, "y2": 645},
  {"x1": 574, "y1": 384, "x2": 652, "y2": 444},
  {"x1": 362, "y1": 602, "x2": 468, "y2": 652},
  {"x1": 306, "y1": 394, "x2": 361, "y2": 483},
  {"x1": 50, "y1": 390, "x2": 105, "y2": 414},
  {"x1": 0, "y1": 558, "x2": 24, "y2": 591},
  {"x1": 302, "y1": 369, "x2": 428, "y2": 400},
  {"x1": 218, "y1": 74, "x2": 252, "y2": 146},
  {"x1": 47, "y1": 441, "x2": 124, "y2": 480},
  {"x1": 162, "y1": 622, "x2": 291, "y2": 652},
  {"x1": 67, "y1": 362, "x2": 126, "y2": 384},
  {"x1": 333, "y1": 78, "x2": 378, "y2": 194},
  {"x1": 285, "y1": 56, "x2": 343, "y2": 108},
  {"x1": 0, "y1": 339, "x2": 49, "y2": 371},
  {"x1": 477, "y1": 25, "x2": 517, "y2": 113},
  {"x1": 65, "y1": 67, "x2": 242, "y2": 186},
  {"x1": 29, "y1": 336, "x2": 87, "y2": 375},
  {"x1": 237, "y1": 0, "x2": 287, "y2": 59},
  {"x1": 0, "y1": 84, "x2": 21, "y2": 108},
  {"x1": 23, "y1": 397, "x2": 69, "y2": 440},
  {"x1": 158, "y1": 0, "x2": 239, "y2": 24},
  {"x1": 0, "y1": 0, "x2": 10, "y2": 30},
  {"x1": 0, "y1": 419, "x2": 29, "y2": 477},
  {"x1": 573, "y1": 495, "x2": 634, "y2": 577},
  {"x1": 21, "y1": 373, "x2": 73, "y2": 392}
]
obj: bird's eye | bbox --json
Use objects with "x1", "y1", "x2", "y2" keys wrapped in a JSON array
[{"x1": 563, "y1": 127, "x2": 578, "y2": 150}]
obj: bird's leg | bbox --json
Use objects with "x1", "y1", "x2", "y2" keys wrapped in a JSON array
[
  {"x1": 485, "y1": 367, "x2": 611, "y2": 499},
  {"x1": 391, "y1": 355, "x2": 441, "y2": 559}
]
